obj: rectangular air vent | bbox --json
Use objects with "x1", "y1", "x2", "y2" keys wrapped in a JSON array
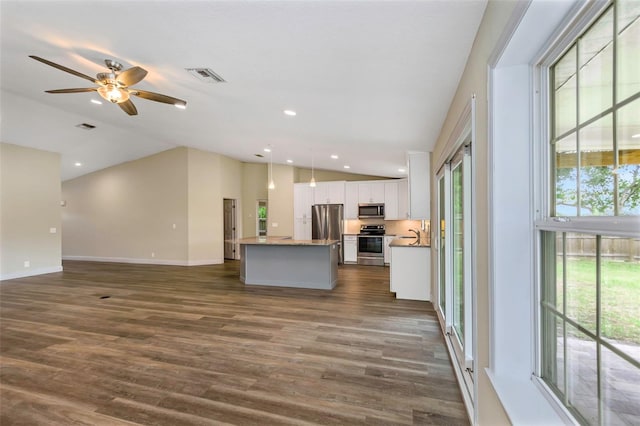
[
  {"x1": 75, "y1": 123, "x2": 96, "y2": 130},
  {"x1": 185, "y1": 68, "x2": 226, "y2": 83}
]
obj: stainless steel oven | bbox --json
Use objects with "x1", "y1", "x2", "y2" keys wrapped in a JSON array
[{"x1": 357, "y1": 225, "x2": 385, "y2": 266}]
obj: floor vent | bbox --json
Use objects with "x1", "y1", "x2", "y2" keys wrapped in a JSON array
[{"x1": 185, "y1": 68, "x2": 225, "y2": 83}]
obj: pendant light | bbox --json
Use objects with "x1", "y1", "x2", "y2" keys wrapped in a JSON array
[
  {"x1": 309, "y1": 152, "x2": 316, "y2": 188},
  {"x1": 268, "y1": 147, "x2": 275, "y2": 190}
]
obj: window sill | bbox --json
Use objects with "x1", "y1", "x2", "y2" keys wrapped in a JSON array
[{"x1": 486, "y1": 369, "x2": 572, "y2": 426}]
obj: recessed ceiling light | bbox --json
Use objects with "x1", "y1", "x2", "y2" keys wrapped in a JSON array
[
  {"x1": 264, "y1": 147, "x2": 271, "y2": 153},
  {"x1": 344, "y1": 165, "x2": 350, "y2": 169},
  {"x1": 286, "y1": 159, "x2": 293, "y2": 164},
  {"x1": 74, "y1": 162, "x2": 82, "y2": 167},
  {"x1": 90, "y1": 99, "x2": 102, "y2": 105},
  {"x1": 283, "y1": 110, "x2": 297, "y2": 116},
  {"x1": 632, "y1": 133, "x2": 640, "y2": 139},
  {"x1": 331, "y1": 154, "x2": 339, "y2": 159},
  {"x1": 398, "y1": 168, "x2": 406, "y2": 173}
]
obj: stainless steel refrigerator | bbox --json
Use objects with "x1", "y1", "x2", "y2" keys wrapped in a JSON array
[{"x1": 312, "y1": 204, "x2": 344, "y2": 264}]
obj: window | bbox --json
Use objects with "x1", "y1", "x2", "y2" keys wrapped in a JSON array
[{"x1": 540, "y1": 1, "x2": 640, "y2": 424}]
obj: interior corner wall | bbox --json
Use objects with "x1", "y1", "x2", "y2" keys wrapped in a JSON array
[
  {"x1": 187, "y1": 148, "x2": 243, "y2": 264},
  {"x1": 61, "y1": 147, "x2": 189, "y2": 265},
  {"x1": 430, "y1": 1, "x2": 518, "y2": 424},
  {"x1": 268, "y1": 164, "x2": 294, "y2": 237},
  {"x1": 241, "y1": 162, "x2": 268, "y2": 238},
  {"x1": 0, "y1": 143, "x2": 62, "y2": 280}
]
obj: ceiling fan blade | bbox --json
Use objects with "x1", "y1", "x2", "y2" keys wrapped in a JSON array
[
  {"x1": 117, "y1": 66, "x2": 148, "y2": 87},
  {"x1": 45, "y1": 88, "x2": 98, "y2": 94},
  {"x1": 131, "y1": 89, "x2": 186, "y2": 107},
  {"x1": 29, "y1": 55, "x2": 98, "y2": 84},
  {"x1": 118, "y1": 99, "x2": 138, "y2": 116}
]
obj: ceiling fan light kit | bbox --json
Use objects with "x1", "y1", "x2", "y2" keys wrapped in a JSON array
[{"x1": 29, "y1": 55, "x2": 187, "y2": 116}]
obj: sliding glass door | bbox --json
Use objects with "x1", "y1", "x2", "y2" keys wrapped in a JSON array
[{"x1": 436, "y1": 143, "x2": 474, "y2": 402}]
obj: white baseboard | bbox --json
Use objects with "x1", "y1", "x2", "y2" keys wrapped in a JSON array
[
  {"x1": 0, "y1": 266, "x2": 63, "y2": 281},
  {"x1": 62, "y1": 256, "x2": 224, "y2": 266}
]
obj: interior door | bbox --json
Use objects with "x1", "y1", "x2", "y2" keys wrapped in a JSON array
[{"x1": 223, "y1": 198, "x2": 236, "y2": 260}]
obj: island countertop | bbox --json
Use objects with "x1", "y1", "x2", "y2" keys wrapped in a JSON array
[
  {"x1": 389, "y1": 237, "x2": 431, "y2": 248},
  {"x1": 238, "y1": 236, "x2": 339, "y2": 246}
]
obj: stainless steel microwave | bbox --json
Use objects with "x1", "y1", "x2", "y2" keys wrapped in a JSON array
[{"x1": 358, "y1": 203, "x2": 385, "y2": 219}]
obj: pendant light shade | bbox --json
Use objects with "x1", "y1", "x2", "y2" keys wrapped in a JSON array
[
  {"x1": 310, "y1": 153, "x2": 316, "y2": 187},
  {"x1": 268, "y1": 148, "x2": 275, "y2": 190}
]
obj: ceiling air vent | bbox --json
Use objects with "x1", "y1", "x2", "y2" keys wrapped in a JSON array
[
  {"x1": 185, "y1": 68, "x2": 225, "y2": 83},
  {"x1": 75, "y1": 123, "x2": 96, "y2": 130}
]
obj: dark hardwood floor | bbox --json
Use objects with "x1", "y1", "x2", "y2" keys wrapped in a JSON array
[{"x1": 0, "y1": 261, "x2": 468, "y2": 425}]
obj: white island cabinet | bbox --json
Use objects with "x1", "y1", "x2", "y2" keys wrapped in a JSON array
[{"x1": 389, "y1": 238, "x2": 430, "y2": 300}]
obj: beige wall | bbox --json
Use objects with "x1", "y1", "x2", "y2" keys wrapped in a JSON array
[
  {"x1": 241, "y1": 163, "x2": 268, "y2": 238},
  {"x1": 431, "y1": 1, "x2": 517, "y2": 424},
  {"x1": 62, "y1": 148, "x2": 189, "y2": 264},
  {"x1": 0, "y1": 143, "x2": 62, "y2": 280},
  {"x1": 62, "y1": 147, "x2": 244, "y2": 265},
  {"x1": 187, "y1": 148, "x2": 243, "y2": 263},
  {"x1": 268, "y1": 164, "x2": 294, "y2": 237}
]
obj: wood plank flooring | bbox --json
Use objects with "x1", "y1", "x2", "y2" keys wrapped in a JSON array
[{"x1": 0, "y1": 261, "x2": 468, "y2": 425}]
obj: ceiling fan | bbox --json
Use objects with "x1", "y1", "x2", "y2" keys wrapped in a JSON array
[{"x1": 29, "y1": 55, "x2": 187, "y2": 116}]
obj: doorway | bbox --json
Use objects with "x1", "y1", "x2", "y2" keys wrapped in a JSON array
[{"x1": 223, "y1": 198, "x2": 237, "y2": 260}]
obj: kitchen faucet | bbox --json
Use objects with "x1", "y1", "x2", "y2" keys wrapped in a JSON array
[{"x1": 409, "y1": 228, "x2": 421, "y2": 240}]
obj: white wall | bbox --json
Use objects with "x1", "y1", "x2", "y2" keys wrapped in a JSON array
[{"x1": 0, "y1": 143, "x2": 62, "y2": 280}]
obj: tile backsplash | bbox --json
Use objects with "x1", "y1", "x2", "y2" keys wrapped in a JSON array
[{"x1": 344, "y1": 218, "x2": 429, "y2": 237}]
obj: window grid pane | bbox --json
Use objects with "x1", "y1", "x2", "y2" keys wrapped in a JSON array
[{"x1": 541, "y1": 230, "x2": 640, "y2": 425}]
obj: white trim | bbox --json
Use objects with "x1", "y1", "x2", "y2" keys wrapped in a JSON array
[
  {"x1": 487, "y1": 0, "x2": 532, "y2": 67},
  {"x1": 443, "y1": 326, "x2": 474, "y2": 424},
  {"x1": 435, "y1": 101, "x2": 472, "y2": 171},
  {"x1": 62, "y1": 256, "x2": 224, "y2": 266},
  {"x1": 0, "y1": 266, "x2": 63, "y2": 281},
  {"x1": 535, "y1": 216, "x2": 640, "y2": 238},
  {"x1": 531, "y1": 376, "x2": 580, "y2": 425},
  {"x1": 487, "y1": 370, "x2": 571, "y2": 426}
]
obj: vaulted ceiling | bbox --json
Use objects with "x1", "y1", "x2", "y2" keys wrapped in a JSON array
[{"x1": 0, "y1": 1, "x2": 487, "y2": 181}]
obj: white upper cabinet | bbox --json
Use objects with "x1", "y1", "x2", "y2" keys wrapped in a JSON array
[
  {"x1": 345, "y1": 182, "x2": 359, "y2": 219},
  {"x1": 384, "y1": 181, "x2": 399, "y2": 219},
  {"x1": 294, "y1": 183, "x2": 314, "y2": 219},
  {"x1": 398, "y1": 178, "x2": 409, "y2": 219},
  {"x1": 407, "y1": 152, "x2": 430, "y2": 219},
  {"x1": 313, "y1": 181, "x2": 345, "y2": 205},
  {"x1": 358, "y1": 182, "x2": 385, "y2": 204}
]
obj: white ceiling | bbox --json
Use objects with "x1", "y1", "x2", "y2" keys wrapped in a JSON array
[{"x1": 0, "y1": 0, "x2": 487, "y2": 181}]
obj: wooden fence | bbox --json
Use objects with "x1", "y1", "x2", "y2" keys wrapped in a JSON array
[{"x1": 562, "y1": 235, "x2": 640, "y2": 262}]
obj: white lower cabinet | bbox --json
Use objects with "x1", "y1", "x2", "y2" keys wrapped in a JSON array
[
  {"x1": 389, "y1": 245, "x2": 430, "y2": 300},
  {"x1": 383, "y1": 236, "x2": 393, "y2": 265},
  {"x1": 343, "y1": 235, "x2": 358, "y2": 263}
]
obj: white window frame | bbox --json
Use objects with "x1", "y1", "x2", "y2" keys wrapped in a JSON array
[{"x1": 434, "y1": 96, "x2": 477, "y2": 422}]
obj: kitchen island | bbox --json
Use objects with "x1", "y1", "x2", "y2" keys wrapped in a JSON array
[{"x1": 238, "y1": 236, "x2": 340, "y2": 290}]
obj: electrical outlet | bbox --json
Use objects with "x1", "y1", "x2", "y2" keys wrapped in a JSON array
[
  {"x1": 24, "y1": 260, "x2": 30, "y2": 268},
  {"x1": 272, "y1": 222, "x2": 278, "y2": 227},
  {"x1": 49, "y1": 227, "x2": 57, "y2": 234},
  {"x1": 151, "y1": 252, "x2": 155, "y2": 258},
  {"x1": 172, "y1": 223, "x2": 176, "y2": 230}
]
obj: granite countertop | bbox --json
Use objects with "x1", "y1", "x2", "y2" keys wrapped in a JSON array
[
  {"x1": 389, "y1": 236, "x2": 431, "y2": 248},
  {"x1": 239, "y1": 236, "x2": 340, "y2": 246}
]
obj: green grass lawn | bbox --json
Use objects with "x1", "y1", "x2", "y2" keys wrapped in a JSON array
[{"x1": 561, "y1": 258, "x2": 640, "y2": 344}]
